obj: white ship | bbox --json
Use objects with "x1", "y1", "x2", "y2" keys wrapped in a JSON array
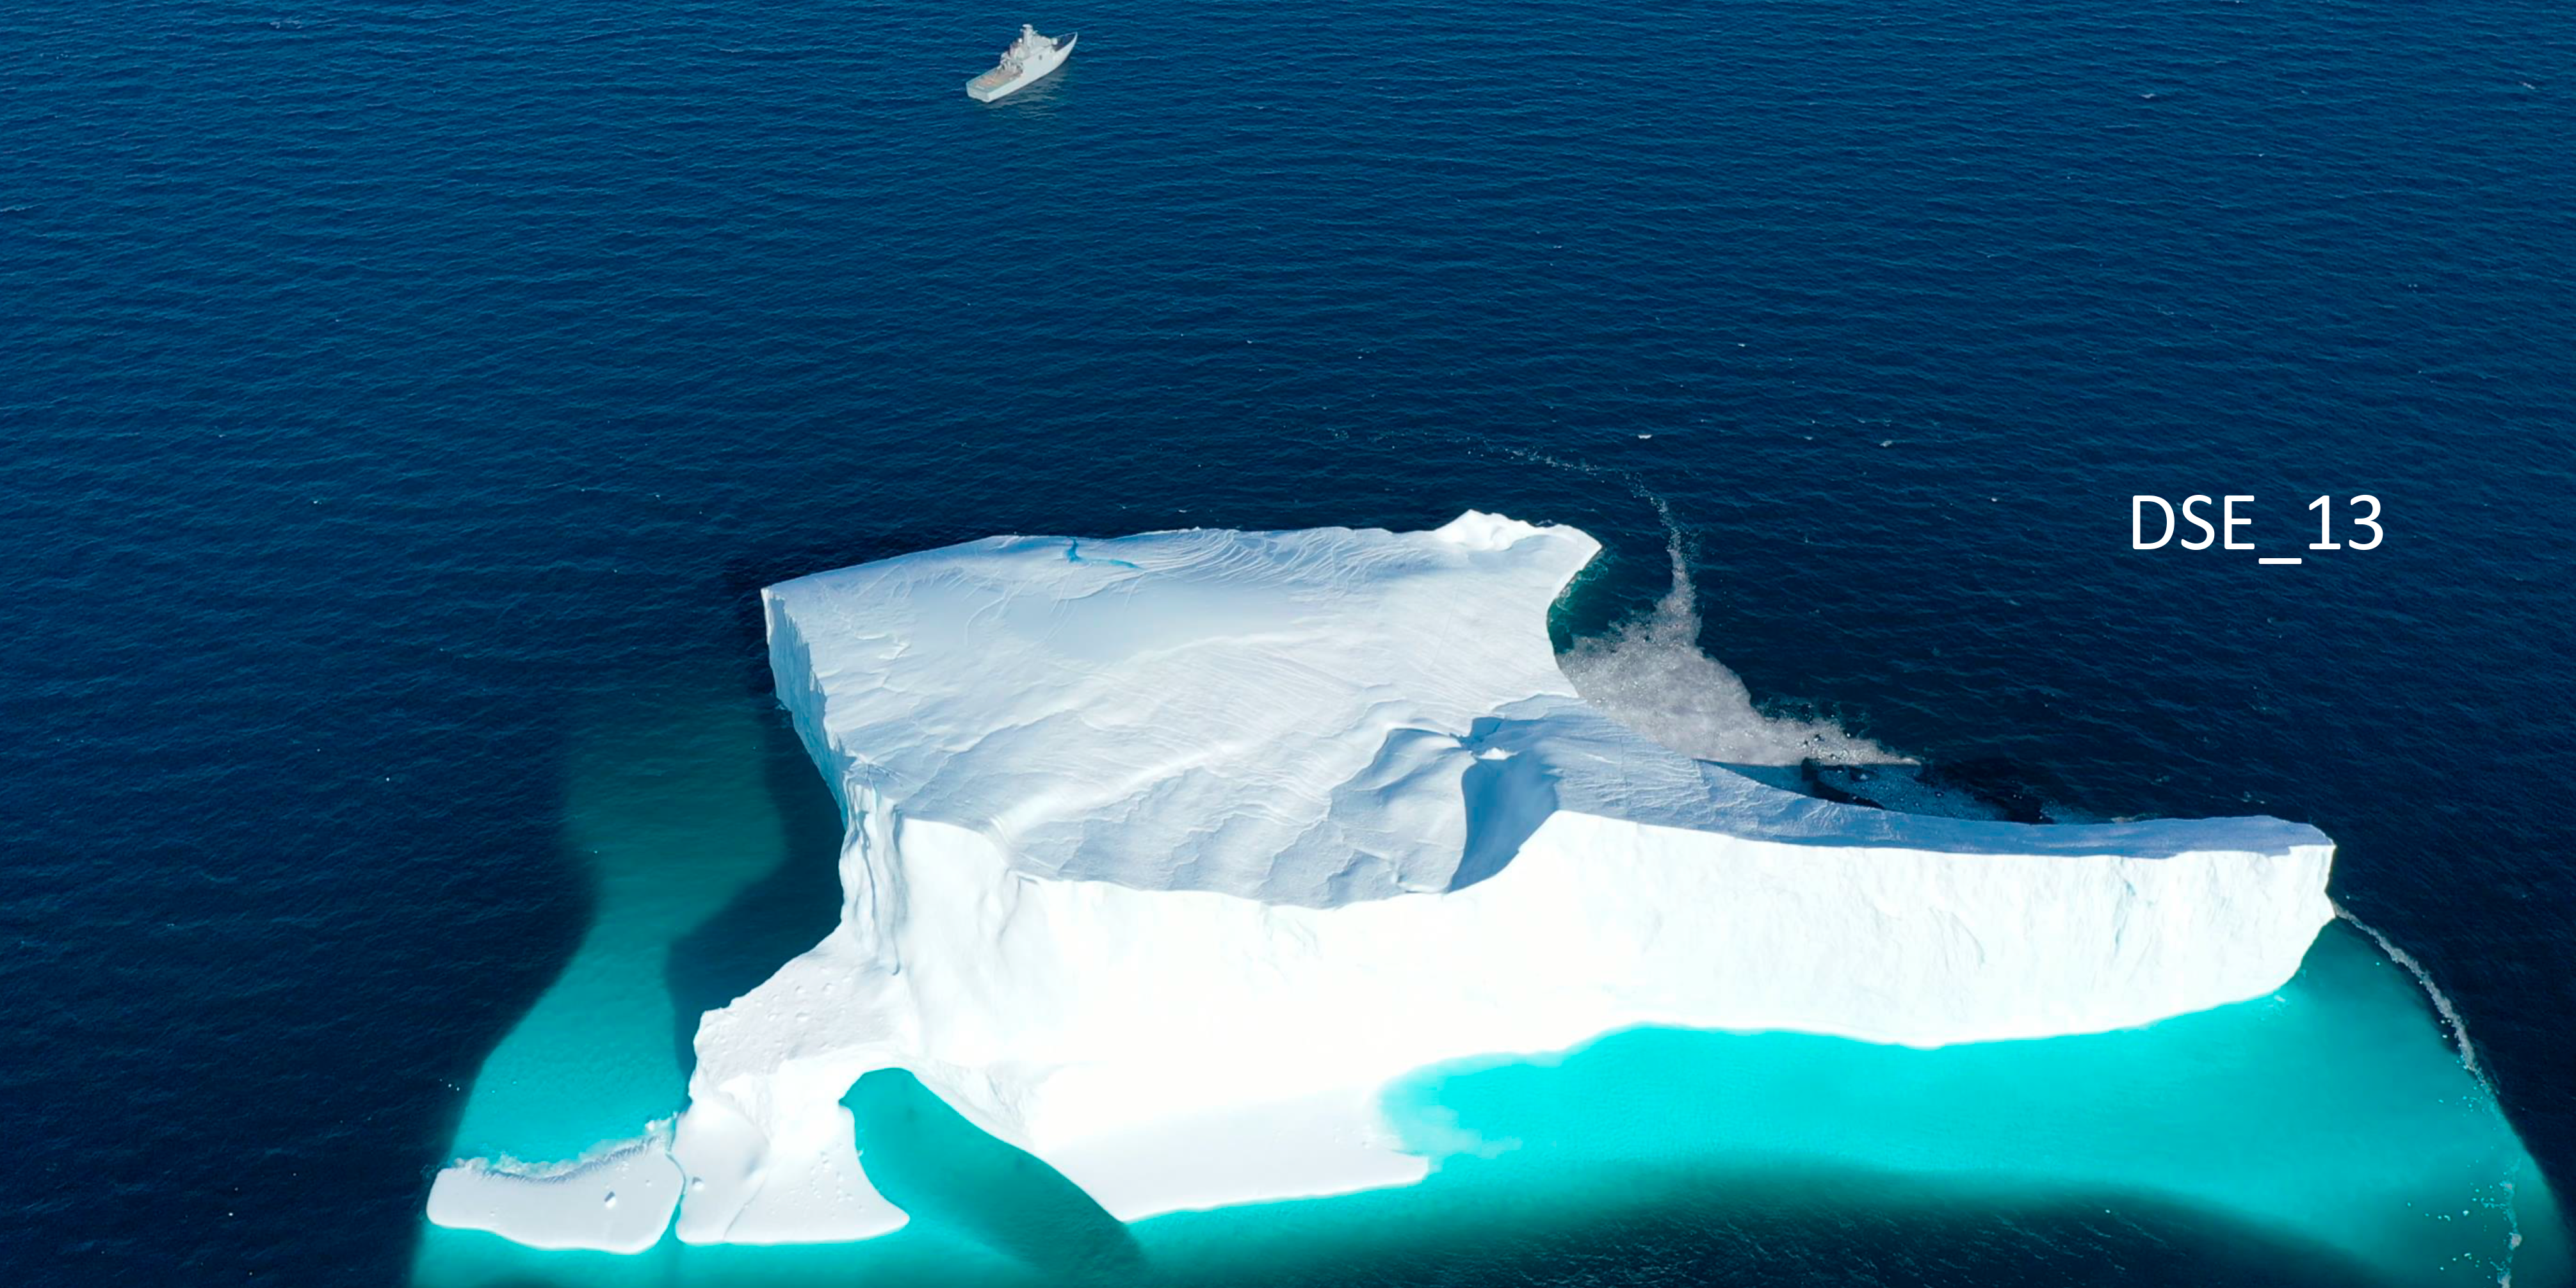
[{"x1": 966, "y1": 24, "x2": 1076, "y2": 102}]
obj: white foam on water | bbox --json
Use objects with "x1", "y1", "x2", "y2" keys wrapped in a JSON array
[
  {"x1": 2499, "y1": 1178, "x2": 2525, "y2": 1288},
  {"x1": 1558, "y1": 519, "x2": 1905, "y2": 768},
  {"x1": 1503, "y1": 446, "x2": 2089, "y2": 821},
  {"x1": 1502, "y1": 446, "x2": 2048, "y2": 806}
]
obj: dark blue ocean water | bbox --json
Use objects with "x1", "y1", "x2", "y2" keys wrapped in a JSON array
[{"x1": 5, "y1": 0, "x2": 2572, "y2": 1283}]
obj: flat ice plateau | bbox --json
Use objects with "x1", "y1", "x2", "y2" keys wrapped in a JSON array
[{"x1": 427, "y1": 513, "x2": 2336, "y2": 1253}]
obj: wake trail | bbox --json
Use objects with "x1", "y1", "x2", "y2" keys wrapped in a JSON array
[
  {"x1": 2335, "y1": 904, "x2": 2527, "y2": 1287},
  {"x1": 2334, "y1": 904, "x2": 2486, "y2": 1086}
]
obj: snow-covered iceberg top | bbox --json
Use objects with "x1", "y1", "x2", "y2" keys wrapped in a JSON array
[{"x1": 428, "y1": 513, "x2": 2336, "y2": 1254}]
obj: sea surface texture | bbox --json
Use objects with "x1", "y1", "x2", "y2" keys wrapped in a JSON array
[{"x1": 4, "y1": 0, "x2": 2571, "y2": 1285}]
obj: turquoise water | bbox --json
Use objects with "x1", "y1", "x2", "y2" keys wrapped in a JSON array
[
  {"x1": 412, "y1": 686, "x2": 2564, "y2": 1288},
  {"x1": 440, "y1": 688, "x2": 843, "y2": 1166}
]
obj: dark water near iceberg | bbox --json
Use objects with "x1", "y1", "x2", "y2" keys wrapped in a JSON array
[{"x1": 4, "y1": 0, "x2": 2572, "y2": 1283}]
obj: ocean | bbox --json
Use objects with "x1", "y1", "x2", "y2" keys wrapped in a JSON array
[{"x1": 4, "y1": 0, "x2": 2571, "y2": 1284}]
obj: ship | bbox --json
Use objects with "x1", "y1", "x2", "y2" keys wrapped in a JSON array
[{"x1": 966, "y1": 24, "x2": 1076, "y2": 102}]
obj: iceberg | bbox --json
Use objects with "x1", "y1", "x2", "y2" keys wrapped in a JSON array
[
  {"x1": 427, "y1": 512, "x2": 2360, "y2": 1257},
  {"x1": 428, "y1": 513, "x2": 2343, "y2": 1254}
]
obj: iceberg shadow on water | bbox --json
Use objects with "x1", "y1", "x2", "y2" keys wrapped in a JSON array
[
  {"x1": 841, "y1": 1069, "x2": 1143, "y2": 1280},
  {"x1": 660, "y1": 729, "x2": 847, "y2": 1077}
]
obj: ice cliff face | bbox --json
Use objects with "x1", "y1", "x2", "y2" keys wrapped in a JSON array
[{"x1": 426, "y1": 513, "x2": 2336, "y2": 1253}]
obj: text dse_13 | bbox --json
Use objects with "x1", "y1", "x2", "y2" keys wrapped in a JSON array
[{"x1": 2132, "y1": 495, "x2": 2383, "y2": 552}]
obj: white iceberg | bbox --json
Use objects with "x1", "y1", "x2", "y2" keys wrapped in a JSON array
[{"x1": 426, "y1": 512, "x2": 2335, "y2": 1252}]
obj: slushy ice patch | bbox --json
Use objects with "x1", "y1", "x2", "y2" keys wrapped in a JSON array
[{"x1": 419, "y1": 515, "x2": 2559, "y2": 1286}]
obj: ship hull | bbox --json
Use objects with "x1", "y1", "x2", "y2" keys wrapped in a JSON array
[{"x1": 966, "y1": 35, "x2": 1075, "y2": 102}]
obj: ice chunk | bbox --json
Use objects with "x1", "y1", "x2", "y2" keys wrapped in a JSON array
[{"x1": 425, "y1": 1130, "x2": 683, "y2": 1253}]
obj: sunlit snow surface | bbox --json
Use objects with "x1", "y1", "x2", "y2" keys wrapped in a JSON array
[{"x1": 419, "y1": 516, "x2": 2564, "y2": 1287}]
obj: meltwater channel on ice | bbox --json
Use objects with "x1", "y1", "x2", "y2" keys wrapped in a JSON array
[{"x1": 418, "y1": 514, "x2": 2565, "y2": 1288}]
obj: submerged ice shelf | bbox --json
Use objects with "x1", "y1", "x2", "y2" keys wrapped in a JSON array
[{"x1": 422, "y1": 514, "x2": 2556, "y2": 1283}]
